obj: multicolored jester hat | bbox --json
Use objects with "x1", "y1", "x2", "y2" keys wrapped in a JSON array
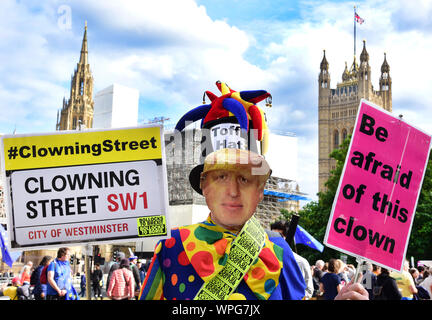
[{"x1": 175, "y1": 81, "x2": 272, "y2": 154}]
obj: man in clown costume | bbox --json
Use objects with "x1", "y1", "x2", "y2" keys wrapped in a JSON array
[
  {"x1": 139, "y1": 81, "x2": 368, "y2": 300},
  {"x1": 139, "y1": 148, "x2": 368, "y2": 300}
]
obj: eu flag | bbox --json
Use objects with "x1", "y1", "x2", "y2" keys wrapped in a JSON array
[
  {"x1": 0, "y1": 224, "x2": 21, "y2": 268},
  {"x1": 66, "y1": 285, "x2": 80, "y2": 300},
  {"x1": 294, "y1": 225, "x2": 324, "y2": 252}
]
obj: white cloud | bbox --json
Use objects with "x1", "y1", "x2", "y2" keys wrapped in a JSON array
[{"x1": 76, "y1": 0, "x2": 250, "y2": 52}]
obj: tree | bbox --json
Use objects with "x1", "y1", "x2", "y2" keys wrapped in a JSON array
[{"x1": 407, "y1": 154, "x2": 432, "y2": 260}]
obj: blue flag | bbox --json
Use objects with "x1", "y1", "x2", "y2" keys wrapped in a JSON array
[
  {"x1": 0, "y1": 224, "x2": 21, "y2": 268},
  {"x1": 66, "y1": 285, "x2": 80, "y2": 300},
  {"x1": 294, "y1": 225, "x2": 324, "y2": 252}
]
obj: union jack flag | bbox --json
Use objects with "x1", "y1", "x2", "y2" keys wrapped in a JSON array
[{"x1": 355, "y1": 13, "x2": 365, "y2": 24}]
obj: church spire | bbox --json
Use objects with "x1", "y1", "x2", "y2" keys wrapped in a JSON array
[
  {"x1": 79, "y1": 21, "x2": 88, "y2": 65},
  {"x1": 57, "y1": 22, "x2": 94, "y2": 131}
]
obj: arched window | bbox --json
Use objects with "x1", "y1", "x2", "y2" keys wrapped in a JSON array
[
  {"x1": 334, "y1": 130, "x2": 339, "y2": 149},
  {"x1": 342, "y1": 129, "x2": 348, "y2": 142},
  {"x1": 80, "y1": 80, "x2": 84, "y2": 95}
]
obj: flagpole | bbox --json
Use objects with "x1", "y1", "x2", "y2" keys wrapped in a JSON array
[{"x1": 354, "y1": 5, "x2": 356, "y2": 57}]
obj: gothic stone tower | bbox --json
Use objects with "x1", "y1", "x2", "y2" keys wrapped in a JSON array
[
  {"x1": 56, "y1": 23, "x2": 94, "y2": 130},
  {"x1": 318, "y1": 40, "x2": 392, "y2": 193}
]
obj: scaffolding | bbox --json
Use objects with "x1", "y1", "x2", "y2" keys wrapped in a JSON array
[{"x1": 164, "y1": 128, "x2": 308, "y2": 229}]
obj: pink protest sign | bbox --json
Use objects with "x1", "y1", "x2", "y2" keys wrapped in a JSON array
[{"x1": 324, "y1": 99, "x2": 432, "y2": 272}]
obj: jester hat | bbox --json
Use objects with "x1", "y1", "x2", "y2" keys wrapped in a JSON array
[
  {"x1": 175, "y1": 81, "x2": 271, "y2": 155},
  {"x1": 175, "y1": 81, "x2": 272, "y2": 194}
]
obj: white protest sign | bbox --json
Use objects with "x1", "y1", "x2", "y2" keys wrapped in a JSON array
[{"x1": 1, "y1": 125, "x2": 170, "y2": 250}]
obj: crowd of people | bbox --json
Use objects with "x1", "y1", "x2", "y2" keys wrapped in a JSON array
[
  {"x1": 310, "y1": 258, "x2": 432, "y2": 300},
  {"x1": 0, "y1": 247, "x2": 150, "y2": 300},
  {"x1": 1, "y1": 247, "x2": 431, "y2": 301}
]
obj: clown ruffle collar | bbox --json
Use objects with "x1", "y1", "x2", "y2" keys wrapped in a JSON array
[{"x1": 178, "y1": 214, "x2": 284, "y2": 300}]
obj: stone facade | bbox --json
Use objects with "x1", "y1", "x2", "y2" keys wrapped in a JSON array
[{"x1": 318, "y1": 41, "x2": 392, "y2": 193}]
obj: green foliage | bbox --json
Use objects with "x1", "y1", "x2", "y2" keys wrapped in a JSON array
[{"x1": 407, "y1": 154, "x2": 432, "y2": 260}]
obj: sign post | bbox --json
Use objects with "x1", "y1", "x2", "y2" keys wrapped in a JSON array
[
  {"x1": 1, "y1": 125, "x2": 170, "y2": 251},
  {"x1": 85, "y1": 244, "x2": 92, "y2": 299},
  {"x1": 324, "y1": 99, "x2": 431, "y2": 272}
]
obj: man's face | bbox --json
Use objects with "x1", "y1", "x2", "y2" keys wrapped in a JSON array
[
  {"x1": 201, "y1": 168, "x2": 264, "y2": 232},
  {"x1": 60, "y1": 250, "x2": 70, "y2": 262}
]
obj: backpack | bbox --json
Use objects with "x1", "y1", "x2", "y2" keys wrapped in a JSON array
[
  {"x1": 16, "y1": 285, "x2": 30, "y2": 300},
  {"x1": 415, "y1": 286, "x2": 431, "y2": 300},
  {"x1": 30, "y1": 267, "x2": 40, "y2": 286},
  {"x1": 40, "y1": 265, "x2": 49, "y2": 284}
]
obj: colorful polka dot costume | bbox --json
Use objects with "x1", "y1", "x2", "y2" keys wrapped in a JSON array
[{"x1": 139, "y1": 215, "x2": 306, "y2": 300}]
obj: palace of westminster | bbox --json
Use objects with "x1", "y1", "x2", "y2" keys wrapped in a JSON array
[{"x1": 0, "y1": 23, "x2": 392, "y2": 272}]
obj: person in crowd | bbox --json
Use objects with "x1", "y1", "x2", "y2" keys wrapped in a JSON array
[
  {"x1": 91, "y1": 263, "x2": 103, "y2": 299},
  {"x1": 0, "y1": 277, "x2": 23, "y2": 300},
  {"x1": 390, "y1": 260, "x2": 417, "y2": 300},
  {"x1": 416, "y1": 265, "x2": 425, "y2": 285},
  {"x1": 106, "y1": 251, "x2": 125, "y2": 292},
  {"x1": 129, "y1": 255, "x2": 141, "y2": 299},
  {"x1": 374, "y1": 267, "x2": 402, "y2": 300},
  {"x1": 137, "y1": 260, "x2": 146, "y2": 284},
  {"x1": 269, "y1": 220, "x2": 288, "y2": 237},
  {"x1": 32, "y1": 255, "x2": 53, "y2": 300},
  {"x1": 312, "y1": 260, "x2": 325, "y2": 298},
  {"x1": 409, "y1": 268, "x2": 419, "y2": 284},
  {"x1": 419, "y1": 270, "x2": 432, "y2": 300},
  {"x1": 269, "y1": 221, "x2": 313, "y2": 299},
  {"x1": 19, "y1": 261, "x2": 33, "y2": 277},
  {"x1": 46, "y1": 247, "x2": 77, "y2": 300},
  {"x1": 79, "y1": 273, "x2": 86, "y2": 298},
  {"x1": 0, "y1": 276, "x2": 30, "y2": 300},
  {"x1": 293, "y1": 252, "x2": 314, "y2": 299},
  {"x1": 20, "y1": 265, "x2": 31, "y2": 286},
  {"x1": 320, "y1": 259, "x2": 343, "y2": 300},
  {"x1": 335, "y1": 259, "x2": 349, "y2": 286},
  {"x1": 107, "y1": 258, "x2": 135, "y2": 300},
  {"x1": 372, "y1": 264, "x2": 381, "y2": 277},
  {"x1": 323, "y1": 262, "x2": 328, "y2": 273},
  {"x1": 409, "y1": 267, "x2": 430, "y2": 300}
]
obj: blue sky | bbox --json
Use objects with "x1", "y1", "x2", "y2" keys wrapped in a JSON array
[{"x1": 1, "y1": 0, "x2": 432, "y2": 202}]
